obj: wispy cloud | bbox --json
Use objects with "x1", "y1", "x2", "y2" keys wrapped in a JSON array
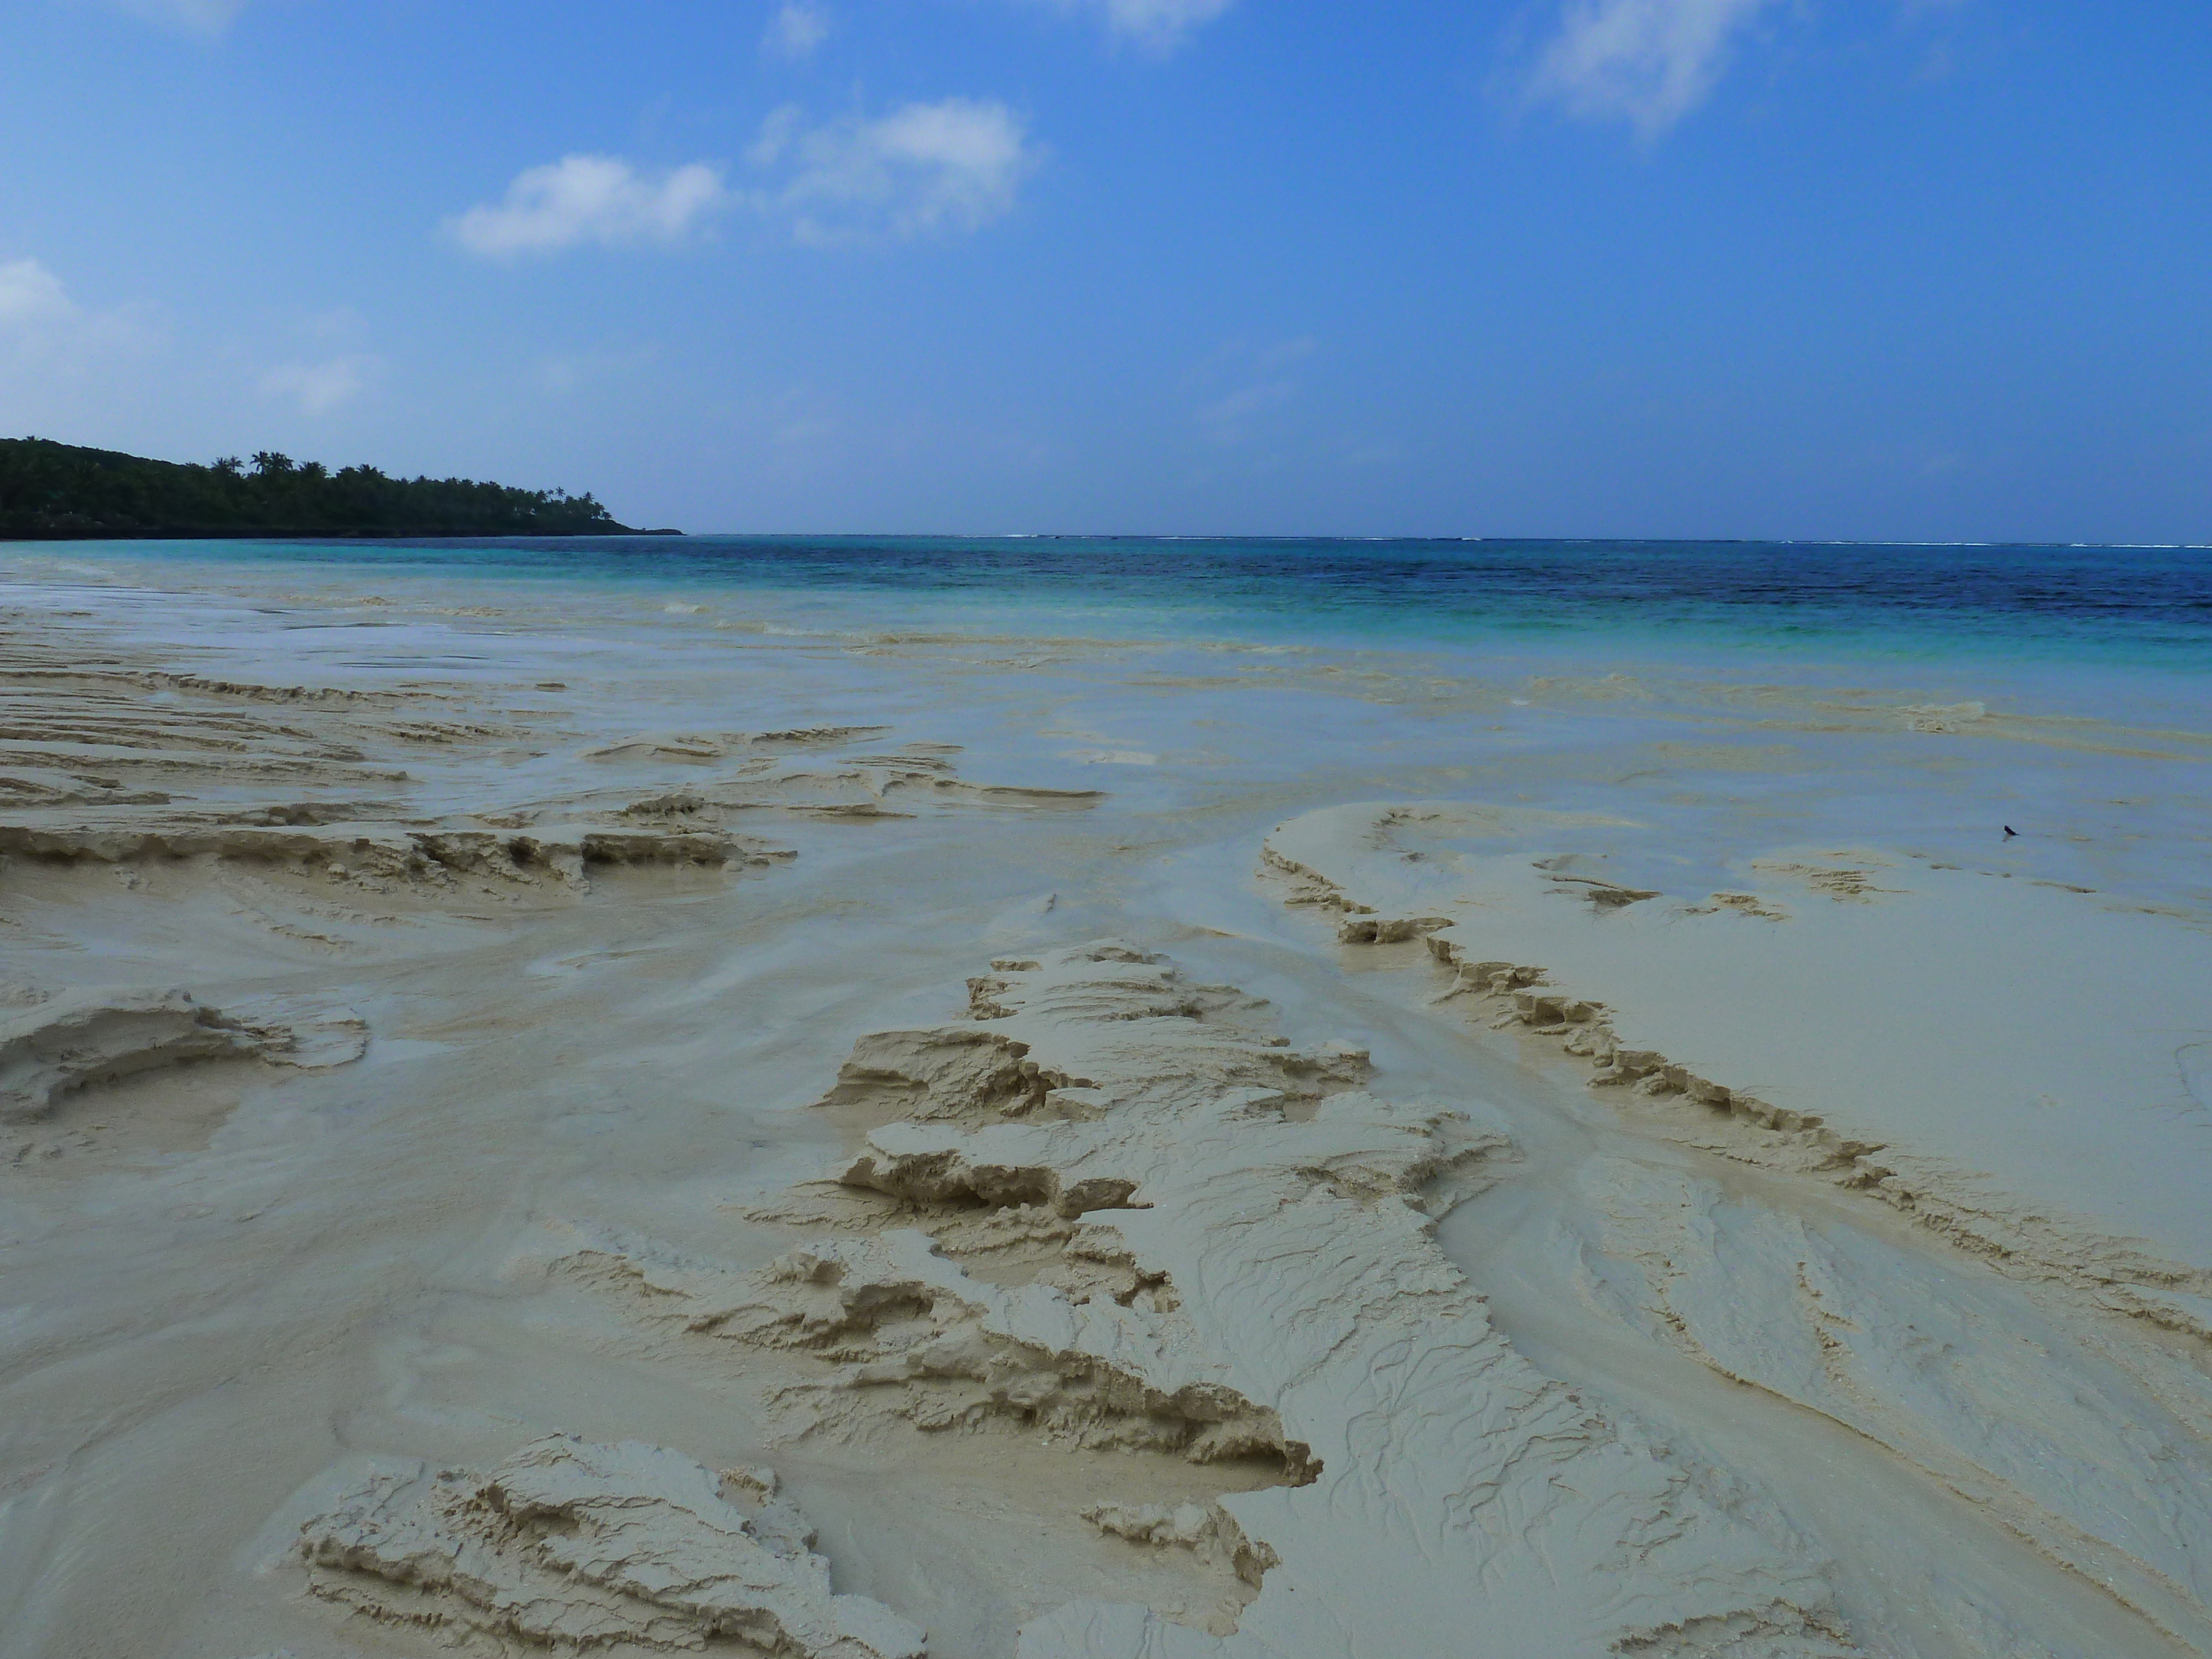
[
  {"x1": 1528, "y1": 0, "x2": 1781, "y2": 138},
  {"x1": 0, "y1": 257, "x2": 156, "y2": 362},
  {"x1": 1194, "y1": 335, "x2": 1316, "y2": 445},
  {"x1": 258, "y1": 356, "x2": 374, "y2": 414},
  {"x1": 1201, "y1": 378, "x2": 1296, "y2": 440},
  {"x1": 746, "y1": 98, "x2": 1041, "y2": 244},
  {"x1": 764, "y1": 0, "x2": 830, "y2": 59},
  {"x1": 450, "y1": 156, "x2": 731, "y2": 257},
  {"x1": 1051, "y1": 0, "x2": 1234, "y2": 53},
  {"x1": 102, "y1": 0, "x2": 249, "y2": 33},
  {"x1": 0, "y1": 258, "x2": 163, "y2": 426},
  {"x1": 0, "y1": 258, "x2": 78, "y2": 335},
  {"x1": 540, "y1": 341, "x2": 661, "y2": 395}
]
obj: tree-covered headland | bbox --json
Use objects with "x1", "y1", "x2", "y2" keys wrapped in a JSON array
[{"x1": 0, "y1": 437, "x2": 666, "y2": 539}]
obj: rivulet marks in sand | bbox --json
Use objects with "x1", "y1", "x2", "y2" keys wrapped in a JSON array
[
  {"x1": 1262, "y1": 800, "x2": 2212, "y2": 1649},
  {"x1": 300, "y1": 1436, "x2": 926, "y2": 1657},
  {"x1": 562, "y1": 942, "x2": 1860, "y2": 1658},
  {"x1": 1262, "y1": 802, "x2": 2212, "y2": 1306},
  {"x1": 1566, "y1": 1157, "x2": 2212, "y2": 1651}
]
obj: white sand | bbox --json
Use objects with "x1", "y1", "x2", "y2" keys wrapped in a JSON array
[{"x1": 2, "y1": 558, "x2": 2210, "y2": 1659}]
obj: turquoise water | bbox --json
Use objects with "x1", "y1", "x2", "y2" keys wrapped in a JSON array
[{"x1": 48, "y1": 535, "x2": 2212, "y2": 673}]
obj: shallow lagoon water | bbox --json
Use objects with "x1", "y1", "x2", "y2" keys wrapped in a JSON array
[{"x1": 18, "y1": 534, "x2": 2209, "y2": 909}]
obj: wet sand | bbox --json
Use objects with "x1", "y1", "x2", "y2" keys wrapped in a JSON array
[{"x1": 3, "y1": 559, "x2": 2209, "y2": 1659}]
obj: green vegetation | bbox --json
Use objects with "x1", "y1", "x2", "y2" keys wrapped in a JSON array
[{"x1": 0, "y1": 437, "x2": 661, "y2": 539}]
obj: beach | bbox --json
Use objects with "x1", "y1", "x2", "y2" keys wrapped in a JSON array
[{"x1": 3, "y1": 539, "x2": 2210, "y2": 1659}]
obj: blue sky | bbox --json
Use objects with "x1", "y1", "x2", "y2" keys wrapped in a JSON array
[{"x1": 2, "y1": 1, "x2": 2206, "y2": 540}]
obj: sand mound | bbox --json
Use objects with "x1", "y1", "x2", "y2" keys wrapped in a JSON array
[
  {"x1": 0, "y1": 987, "x2": 365, "y2": 1122},
  {"x1": 300, "y1": 1435, "x2": 925, "y2": 1657}
]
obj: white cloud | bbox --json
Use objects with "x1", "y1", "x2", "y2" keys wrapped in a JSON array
[
  {"x1": 451, "y1": 104, "x2": 1037, "y2": 260},
  {"x1": 450, "y1": 155, "x2": 731, "y2": 257},
  {"x1": 258, "y1": 355, "x2": 373, "y2": 415},
  {"x1": 1063, "y1": 0, "x2": 1234, "y2": 51},
  {"x1": 764, "y1": 0, "x2": 830, "y2": 58},
  {"x1": 747, "y1": 99, "x2": 1041, "y2": 244},
  {"x1": 1528, "y1": 0, "x2": 1781, "y2": 138}
]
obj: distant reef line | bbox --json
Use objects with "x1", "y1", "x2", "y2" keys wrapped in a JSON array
[{"x1": 0, "y1": 436, "x2": 678, "y2": 540}]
